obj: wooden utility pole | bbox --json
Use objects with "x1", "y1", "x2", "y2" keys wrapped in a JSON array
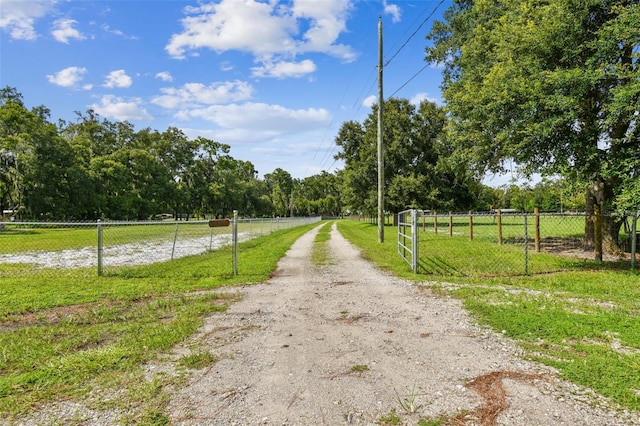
[{"x1": 377, "y1": 17, "x2": 385, "y2": 243}]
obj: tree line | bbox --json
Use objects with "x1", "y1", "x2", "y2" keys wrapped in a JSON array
[
  {"x1": 0, "y1": 87, "x2": 343, "y2": 221},
  {"x1": 3, "y1": 0, "x2": 637, "y2": 256},
  {"x1": 0, "y1": 84, "x2": 594, "y2": 223},
  {"x1": 5, "y1": 82, "x2": 545, "y2": 225}
]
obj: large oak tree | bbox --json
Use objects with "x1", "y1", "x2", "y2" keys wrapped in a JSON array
[{"x1": 426, "y1": 0, "x2": 639, "y2": 252}]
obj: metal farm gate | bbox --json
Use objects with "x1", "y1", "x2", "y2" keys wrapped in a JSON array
[{"x1": 397, "y1": 209, "x2": 419, "y2": 273}]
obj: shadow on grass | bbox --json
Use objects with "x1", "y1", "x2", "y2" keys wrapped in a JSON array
[{"x1": 418, "y1": 256, "x2": 467, "y2": 277}]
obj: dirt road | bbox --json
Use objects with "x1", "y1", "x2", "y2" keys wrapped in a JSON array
[{"x1": 161, "y1": 224, "x2": 639, "y2": 425}]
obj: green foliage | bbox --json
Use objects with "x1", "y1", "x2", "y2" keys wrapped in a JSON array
[
  {"x1": 334, "y1": 98, "x2": 483, "y2": 215},
  {"x1": 264, "y1": 168, "x2": 294, "y2": 217},
  {"x1": 426, "y1": 0, "x2": 640, "y2": 214},
  {"x1": 296, "y1": 171, "x2": 343, "y2": 216}
]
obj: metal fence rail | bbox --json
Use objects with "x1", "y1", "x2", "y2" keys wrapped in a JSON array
[
  {"x1": 0, "y1": 216, "x2": 321, "y2": 276},
  {"x1": 397, "y1": 209, "x2": 418, "y2": 273},
  {"x1": 398, "y1": 209, "x2": 639, "y2": 277}
]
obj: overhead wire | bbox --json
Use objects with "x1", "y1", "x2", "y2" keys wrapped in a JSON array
[
  {"x1": 312, "y1": 24, "x2": 377, "y2": 169},
  {"x1": 383, "y1": 0, "x2": 445, "y2": 69},
  {"x1": 388, "y1": 63, "x2": 430, "y2": 98},
  {"x1": 315, "y1": 0, "x2": 447, "y2": 173}
]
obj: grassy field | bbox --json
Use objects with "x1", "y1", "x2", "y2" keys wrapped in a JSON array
[
  {"x1": 0, "y1": 222, "x2": 320, "y2": 423},
  {"x1": 420, "y1": 212, "x2": 589, "y2": 242},
  {"x1": 338, "y1": 220, "x2": 640, "y2": 413},
  {"x1": 0, "y1": 218, "x2": 304, "y2": 255}
]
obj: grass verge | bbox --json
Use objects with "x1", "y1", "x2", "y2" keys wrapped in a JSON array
[
  {"x1": 0, "y1": 222, "x2": 319, "y2": 423},
  {"x1": 338, "y1": 220, "x2": 640, "y2": 413}
]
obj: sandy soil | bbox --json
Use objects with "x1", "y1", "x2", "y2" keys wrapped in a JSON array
[{"x1": 157, "y1": 223, "x2": 639, "y2": 425}]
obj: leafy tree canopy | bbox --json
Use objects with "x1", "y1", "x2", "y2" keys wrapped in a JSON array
[
  {"x1": 334, "y1": 98, "x2": 482, "y2": 214},
  {"x1": 426, "y1": 0, "x2": 639, "y2": 213}
]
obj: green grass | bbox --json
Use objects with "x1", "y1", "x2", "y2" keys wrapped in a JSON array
[
  {"x1": 0, "y1": 221, "x2": 225, "y2": 254},
  {"x1": 0, "y1": 218, "x2": 295, "y2": 255},
  {"x1": 311, "y1": 221, "x2": 334, "y2": 266},
  {"x1": 0, "y1": 222, "x2": 318, "y2": 422},
  {"x1": 338, "y1": 220, "x2": 640, "y2": 413},
  {"x1": 420, "y1": 213, "x2": 602, "y2": 242},
  {"x1": 417, "y1": 231, "x2": 598, "y2": 277},
  {"x1": 0, "y1": 224, "x2": 99, "y2": 253}
]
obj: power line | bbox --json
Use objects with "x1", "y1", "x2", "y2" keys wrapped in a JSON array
[
  {"x1": 388, "y1": 63, "x2": 430, "y2": 99},
  {"x1": 315, "y1": 1, "x2": 446, "y2": 173},
  {"x1": 383, "y1": 0, "x2": 445, "y2": 68},
  {"x1": 312, "y1": 27, "x2": 377, "y2": 169}
]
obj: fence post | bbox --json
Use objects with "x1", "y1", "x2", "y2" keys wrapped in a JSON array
[
  {"x1": 594, "y1": 205, "x2": 603, "y2": 262},
  {"x1": 524, "y1": 213, "x2": 529, "y2": 275},
  {"x1": 97, "y1": 220, "x2": 103, "y2": 276},
  {"x1": 411, "y1": 209, "x2": 418, "y2": 273},
  {"x1": 232, "y1": 210, "x2": 239, "y2": 276},
  {"x1": 497, "y1": 209, "x2": 503, "y2": 245},
  {"x1": 434, "y1": 210, "x2": 438, "y2": 234},
  {"x1": 449, "y1": 211, "x2": 453, "y2": 237},
  {"x1": 469, "y1": 211, "x2": 474, "y2": 241},
  {"x1": 171, "y1": 222, "x2": 179, "y2": 260},
  {"x1": 632, "y1": 210, "x2": 638, "y2": 270},
  {"x1": 534, "y1": 207, "x2": 541, "y2": 252}
]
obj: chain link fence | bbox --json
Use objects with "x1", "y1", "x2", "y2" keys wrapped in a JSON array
[
  {"x1": 402, "y1": 209, "x2": 639, "y2": 278},
  {"x1": 0, "y1": 216, "x2": 320, "y2": 276}
]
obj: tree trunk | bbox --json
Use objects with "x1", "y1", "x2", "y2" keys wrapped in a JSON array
[
  {"x1": 584, "y1": 179, "x2": 620, "y2": 258},
  {"x1": 584, "y1": 186, "x2": 597, "y2": 251},
  {"x1": 602, "y1": 215, "x2": 623, "y2": 256}
]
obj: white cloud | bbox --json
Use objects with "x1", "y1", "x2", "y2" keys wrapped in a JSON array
[
  {"x1": 151, "y1": 81, "x2": 253, "y2": 109},
  {"x1": 251, "y1": 59, "x2": 317, "y2": 79},
  {"x1": 101, "y1": 23, "x2": 138, "y2": 40},
  {"x1": 90, "y1": 95, "x2": 152, "y2": 121},
  {"x1": 220, "y1": 61, "x2": 234, "y2": 72},
  {"x1": 104, "y1": 70, "x2": 132, "y2": 88},
  {"x1": 165, "y1": 0, "x2": 357, "y2": 69},
  {"x1": 363, "y1": 95, "x2": 377, "y2": 108},
  {"x1": 51, "y1": 18, "x2": 85, "y2": 43},
  {"x1": 155, "y1": 71, "x2": 173, "y2": 82},
  {"x1": 410, "y1": 92, "x2": 438, "y2": 106},
  {"x1": 166, "y1": 0, "x2": 293, "y2": 59},
  {"x1": 0, "y1": 0, "x2": 54, "y2": 40},
  {"x1": 291, "y1": 0, "x2": 355, "y2": 59},
  {"x1": 176, "y1": 102, "x2": 330, "y2": 135},
  {"x1": 383, "y1": 1, "x2": 401, "y2": 24},
  {"x1": 46, "y1": 66, "x2": 88, "y2": 88}
]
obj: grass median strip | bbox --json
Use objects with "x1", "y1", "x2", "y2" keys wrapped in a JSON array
[
  {"x1": 311, "y1": 221, "x2": 334, "y2": 266},
  {"x1": 338, "y1": 220, "x2": 640, "y2": 412}
]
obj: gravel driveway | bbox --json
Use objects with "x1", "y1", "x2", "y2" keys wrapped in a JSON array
[{"x1": 158, "y1": 223, "x2": 639, "y2": 425}]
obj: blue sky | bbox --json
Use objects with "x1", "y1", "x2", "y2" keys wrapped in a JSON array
[{"x1": 1, "y1": 0, "x2": 453, "y2": 180}]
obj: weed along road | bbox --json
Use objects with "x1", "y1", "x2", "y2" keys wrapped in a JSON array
[{"x1": 159, "y1": 223, "x2": 639, "y2": 425}]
